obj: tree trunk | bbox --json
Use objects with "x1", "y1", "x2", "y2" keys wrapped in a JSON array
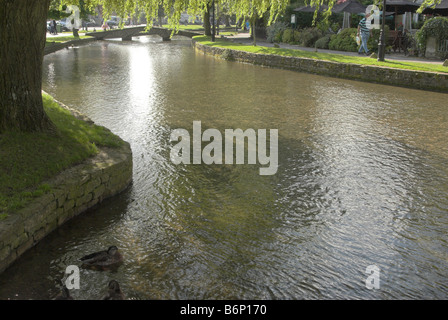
[
  {"x1": 216, "y1": 5, "x2": 219, "y2": 35},
  {"x1": 157, "y1": 5, "x2": 164, "y2": 26},
  {"x1": 225, "y1": 15, "x2": 231, "y2": 28},
  {"x1": 0, "y1": 0, "x2": 54, "y2": 133},
  {"x1": 203, "y1": 4, "x2": 211, "y2": 36},
  {"x1": 251, "y1": 17, "x2": 257, "y2": 46}
]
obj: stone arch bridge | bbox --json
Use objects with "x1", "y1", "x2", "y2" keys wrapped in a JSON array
[{"x1": 86, "y1": 26, "x2": 203, "y2": 41}]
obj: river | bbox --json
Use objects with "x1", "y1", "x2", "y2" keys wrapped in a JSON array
[{"x1": 0, "y1": 36, "x2": 447, "y2": 299}]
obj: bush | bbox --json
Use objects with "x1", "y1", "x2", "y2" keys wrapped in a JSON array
[
  {"x1": 282, "y1": 28, "x2": 294, "y2": 43},
  {"x1": 275, "y1": 30, "x2": 284, "y2": 43},
  {"x1": 293, "y1": 30, "x2": 301, "y2": 43},
  {"x1": 417, "y1": 17, "x2": 448, "y2": 57},
  {"x1": 316, "y1": 19, "x2": 340, "y2": 34},
  {"x1": 315, "y1": 34, "x2": 332, "y2": 49},
  {"x1": 281, "y1": 29, "x2": 303, "y2": 44},
  {"x1": 405, "y1": 32, "x2": 420, "y2": 56},
  {"x1": 328, "y1": 28, "x2": 358, "y2": 52},
  {"x1": 296, "y1": 27, "x2": 323, "y2": 47},
  {"x1": 266, "y1": 21, "x2": 289, "y2": 43}
]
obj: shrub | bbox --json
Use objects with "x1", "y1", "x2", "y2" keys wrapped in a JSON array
[
  {"x1": 406, "y1": 32, "x2": 420, "y2": 56},
  {"x1": 275, "y1": 30, "x2": 284, "y2": 43},
  {"x1": 282, "y1": 28, "x2": 294, "y2": 44},
  {"x1": 266, "y1": 21, "x2": 289, "y2": 43},
  {"x1": 328, "y1": 28, "x2": 358, "y2": 52},
  {"x1": 316, "y1": 20, "x2": 340, "y2": 34},
  {"x1": 315, "y1": 34, "x2": 332, "y2": 49},
  {"x1": 293, "y1": 30, "x2": 301, "y2": 43},
  {"x1": 416, "y1": 17, "x2": 448, "y2": 58},
  {"x1": 296, "y1": 27, "x2": 323, "y2": 47},
  {"x1": 316, "y1": 19, "x2": 331, "y2": 33}
]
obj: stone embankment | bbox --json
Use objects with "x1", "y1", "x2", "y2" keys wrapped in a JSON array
[
  {"x1": 193, "y1": 40, "x2": 448, "y2": 92},
  {"x1": 0, "y1": 101, "x2": 133, "y2": 274}
]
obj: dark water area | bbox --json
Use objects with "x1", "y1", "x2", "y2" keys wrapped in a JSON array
[{"x1": 0, "y1": 36, "x2": 447, "y2": 299}]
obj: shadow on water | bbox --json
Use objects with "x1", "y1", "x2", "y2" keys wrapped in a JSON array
[{"x1": 0, "y1": 189, "x2": 132, "y2": 300}]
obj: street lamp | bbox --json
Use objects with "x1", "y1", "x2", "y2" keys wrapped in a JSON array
[{"x1": 377, "y1": 0, "x2": 387, "y2": 61}]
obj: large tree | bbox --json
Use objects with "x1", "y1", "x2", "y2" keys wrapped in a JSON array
[{"x1": 0, "y1": 0, "x2": 54, "y2": 133}]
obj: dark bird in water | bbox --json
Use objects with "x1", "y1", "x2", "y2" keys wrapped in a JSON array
[
  {"x1": 53, "y1": 284, "x2": 74, "y2": 300},
  {"x1": 101, "y1": 280, "x2": 125, "y2": 300},
  {"x1": 80, "y1": 246, "x2": 123, "y2": 269}
]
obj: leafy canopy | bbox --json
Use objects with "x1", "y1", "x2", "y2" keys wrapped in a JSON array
[
  {"x1": 55, "y1": 0, "x2": 290, "y2": 32},
  {"x1": 302, "y1": 0, "x2": 442, "y2": 25}
]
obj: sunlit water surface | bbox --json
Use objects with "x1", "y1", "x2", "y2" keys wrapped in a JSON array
[{"x1": 0, "y1": 36, "x2": 447, "y2": 299}]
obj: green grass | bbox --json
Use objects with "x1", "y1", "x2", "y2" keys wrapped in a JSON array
[
  {"x1": 45, "y1": 35, "x2": 92, "y2": 46},
  {"x1": 0, "y1": 93, "x2": 124, "y2": 218},
  {"x1": 193, "y1": 36, "x2": 448, "y2": 74}
]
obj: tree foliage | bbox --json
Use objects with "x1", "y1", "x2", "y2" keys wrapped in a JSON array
[
  {"x1": 51, "y1": 0, "x2": 289, "y2": 32},
  {"x1": 418, "y1": 0, "x2": 443, "y2": 13},
  {"x1": 303, "y1": 0, "x2": 441, "y2": 24}
]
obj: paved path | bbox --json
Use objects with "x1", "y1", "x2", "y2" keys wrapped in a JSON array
[{"x1": 226, "y1": 32, "x2": 444, "y2": 65}]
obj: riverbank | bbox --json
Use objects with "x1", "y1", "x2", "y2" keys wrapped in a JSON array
[
  {"x1": 192, "y1": 36, "x2": 448, "y2": 92},
  {"x1": 44, "y1": 36, "x2": 96, "y2": 55},
  {"x1": 0, "y1": 89, "x2": 133, "y2": 272},
  {"x1": 226, "y1": 32, "x2": 446, "y2": 66}
]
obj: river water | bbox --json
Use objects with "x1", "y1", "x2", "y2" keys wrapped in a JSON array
[{"x1": 0, "y1": 36, "x2": 447, "y2": 300}]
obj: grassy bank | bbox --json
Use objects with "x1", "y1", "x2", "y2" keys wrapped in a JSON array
[
  {"x1": 0, "y1": 93, "x2": 123, "y2": 219},
  {"x1": 45, "y1": 34, "x2": 92, "y2": 46},
  {"x1": 194, "y1": 36, "x2": 448, "y2": 74}
]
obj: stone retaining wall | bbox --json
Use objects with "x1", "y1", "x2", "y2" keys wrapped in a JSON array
[
  {"x1": 0, "y1": 103, "x2": 133, "y2": 274},
  {"x1": 193, "y1": 40, "x2": 448, "y2": 93}
]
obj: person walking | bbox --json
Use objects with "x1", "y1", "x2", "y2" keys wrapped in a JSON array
[
  {"x1": 51, "y1": 19, "x2": 58, "y2": 35},
  {"x1": 357, "y1": 13, "x2": 371, "y2": 55},
  {"x1": 102, "y1": 20, "x2": 109, "y2": 31}
]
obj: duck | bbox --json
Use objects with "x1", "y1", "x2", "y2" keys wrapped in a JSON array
[
  {"x1": 101, "y1": 280, "x2": 125, "y2": 300},
  {"x1": 79, "y1": 245, "x2": 123, "y2": 269}
]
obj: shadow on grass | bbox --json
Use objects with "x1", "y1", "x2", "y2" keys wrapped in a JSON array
[{"x1": 0, "y1": 93, "x2": 123, "y2": 216}]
